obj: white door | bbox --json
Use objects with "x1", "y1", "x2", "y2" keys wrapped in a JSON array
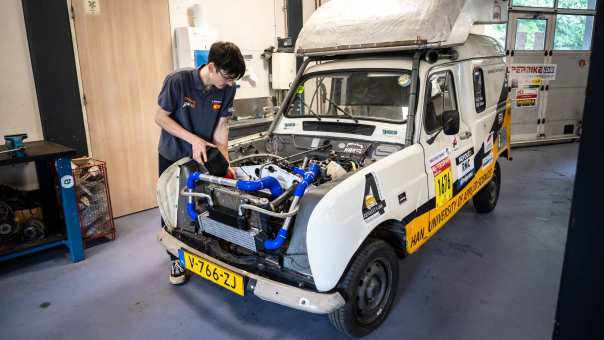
[
  {"x1": 420, "y1": 68, "x2": 473, "y2": 210},
  {"x1": 507, "y1": 11, "x2": 555, "y2": 143},
  {"x1": 544, "y1": 13, "x2": 594, "y2": 138}
]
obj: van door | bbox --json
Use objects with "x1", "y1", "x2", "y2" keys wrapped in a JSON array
[
  {"x1": 507, "y1": 11, "x2": 555, "y2": 143},
  {"x1": 463, "y1": 60, "x2": 507, "y2": 189},
  {"x1": 420, "y1": 68, "x2": 473, "y2": 213}
]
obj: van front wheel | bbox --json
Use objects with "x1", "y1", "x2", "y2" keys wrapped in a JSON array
[
  {"x1": 328, "y1": 239, "x2": 398, "y2": 337},
  {"x1": 473, "y1": 161, "x2": 501, "y2": 213}
]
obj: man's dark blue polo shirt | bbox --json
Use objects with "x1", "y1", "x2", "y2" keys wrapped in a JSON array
[{"x1": 157, "y1": 65, "x2": 235, "y2": 161}]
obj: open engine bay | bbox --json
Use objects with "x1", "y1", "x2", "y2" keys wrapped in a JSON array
[{"x1": 167, "y1": 133, "x2": 403, "y2": 288}]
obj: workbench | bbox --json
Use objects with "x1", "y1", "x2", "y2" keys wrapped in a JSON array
[{"x1": 0, "y1": 141, "x2": 85, "y2": 262}]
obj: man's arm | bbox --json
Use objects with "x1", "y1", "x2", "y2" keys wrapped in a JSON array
[
  {"x1": 154, "y1": 106, "x2": 215, "y2": 163},
  {"x1": 212, "y1": 116, "x2": 230, "y2": 163}
]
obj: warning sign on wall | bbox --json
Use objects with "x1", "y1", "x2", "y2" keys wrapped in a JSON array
[
  {"x1": 515, "y1": 88, "x2": 539, "y2": 108},
  {"x1": 85, "y1": 0, "x2": 101, "y2": 15}
]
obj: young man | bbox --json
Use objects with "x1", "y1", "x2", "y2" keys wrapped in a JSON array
[{"x1": 154, "y1": 41, "x2": 246, "y2": 285}]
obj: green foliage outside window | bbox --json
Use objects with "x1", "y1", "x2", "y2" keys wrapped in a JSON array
[
  {"x1": 554, "y1": 15, "x2": 593, "y2": 50},
  {"x1": 512, "y1": 0, "x2": 554, "y2": 7},
  {"x1": 515, "y1": 19, "x2": 547, "y2": 50},
  {"x1": 558, "y1": 0, "x2": 596, "y2": 9},
  {"x1": 512, "y1": 0, "x2": 595, "y2": 8},
  {"x1": 488, "y1": 0, "x2": 596, "y2": 51}
]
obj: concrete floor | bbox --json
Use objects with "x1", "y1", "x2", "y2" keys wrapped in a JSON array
[{"x1": 0, "y1": 143, "x2": 578, "y2": 340}]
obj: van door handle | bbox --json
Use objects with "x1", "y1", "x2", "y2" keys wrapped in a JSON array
[{"x1": 460, "y1": 131, "x2": 472, "y2": 140}]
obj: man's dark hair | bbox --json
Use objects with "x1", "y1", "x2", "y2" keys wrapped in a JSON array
[{"x1": 208, "y1": 41, "x2": 246, "y2": 80}]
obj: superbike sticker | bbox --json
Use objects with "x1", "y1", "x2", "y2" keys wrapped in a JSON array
[{"x1": 362, "y1": 173, "x2": 387, "y2": 223}]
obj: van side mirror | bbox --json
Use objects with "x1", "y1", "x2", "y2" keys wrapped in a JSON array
[{"x1": 441, "y1": 109, "x2": 460, "y2": 135}]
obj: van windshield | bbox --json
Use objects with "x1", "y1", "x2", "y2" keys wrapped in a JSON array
[{"x1": 284, "y1": 70, "x2": 412, "y2": 124}]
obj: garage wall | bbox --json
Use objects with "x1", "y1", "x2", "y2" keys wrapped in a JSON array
[
  {"x1": 167, "y1": 0, "x2": 321, "y2": 96},
  {"x1": 0, "y1": 0, "x2": 43, "y2": 143},
  {"x1": 168, "y1": 0, "x2": 280, "y2": 99},
  {"x1": 0, "y1": 0, "x2": 42, "y2": 191}
]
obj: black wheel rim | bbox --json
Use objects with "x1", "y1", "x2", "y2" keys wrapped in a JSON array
[{"x1": 354, "y1": 257, "x2": 393, "y2": 325}]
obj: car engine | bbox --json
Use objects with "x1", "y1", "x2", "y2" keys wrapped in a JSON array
[{"x1": 162, "y1": 133, "x2": 402, "y2": 285}]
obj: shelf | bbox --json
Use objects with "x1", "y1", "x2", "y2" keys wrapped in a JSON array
[
  {"x1": 0, "y1": 233, "x2": 67, "y2": 261},
  {"x1": 0, "y1": 141, "x2": 84, "y2": 263}
]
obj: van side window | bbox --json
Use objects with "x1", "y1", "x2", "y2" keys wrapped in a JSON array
[
  {"x1": 424, "y1": 71, "x2": 457, "y2": 134},
  {"x1": 473, "y1": 68, "x2": 486, "y2": 113}
]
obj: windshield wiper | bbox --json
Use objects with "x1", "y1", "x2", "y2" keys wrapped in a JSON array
[
  {"x1": 302, "y1": 101, "x2": 322, "y2": 121},
  {"x1": 325, "y1": 96, "x2": 359, "y2": 124}
]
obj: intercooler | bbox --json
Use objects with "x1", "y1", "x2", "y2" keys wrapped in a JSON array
[{"x1": 198, "y1": 212, "x2": 259, "y2": 252}]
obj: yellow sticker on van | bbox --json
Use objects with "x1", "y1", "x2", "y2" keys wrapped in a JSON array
[{"x1": 435, "y1": 167, "x2": 453, "y2": 208}]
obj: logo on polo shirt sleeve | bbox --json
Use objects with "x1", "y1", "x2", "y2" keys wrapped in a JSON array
[
  {"x1": 211, "y1": 100, "x2": 222, "y2": 111},
  {"x1": 183, "y1": 96, "x2": 196, "y2": 109}
]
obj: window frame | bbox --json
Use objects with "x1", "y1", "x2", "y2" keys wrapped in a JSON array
[
  {"x1": 511, "y1": 0, "x2": 555, "y2": 9},
  {"x1": 552, "y1": 14, "x2": 595, "y2": 51},
  {"x1": 514, "y1": 17, "x2": 549, "y2": 51},
  {"x1": 473, "y1": 67, "x2": 487, "y2": 114},
  {"x1": 557, "y1": 0, "x2": 597, "y2": 10},
  {"x1": 423, "y1": 70, "x2": 459, "y2": 135}
]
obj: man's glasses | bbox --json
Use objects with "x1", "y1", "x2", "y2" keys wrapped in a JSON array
[{"x1": 218, "y1": 69, "x2": 236, "y2": 82}]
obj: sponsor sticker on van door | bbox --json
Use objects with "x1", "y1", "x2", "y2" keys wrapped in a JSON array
[
  {"x1": 429, "y1": 149, "x2": 453, "y2": 208},
  {"x1": 455, "y1": 148, "x2": 475, "y2": 189},
  {"x1": 482, "y1": 133, "x2": 494, "y2": 168},
  {"x1": 484, "y1": 132, "x2": 494, "y2": 153}
]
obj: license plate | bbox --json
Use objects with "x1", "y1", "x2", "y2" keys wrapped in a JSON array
[{"x1": 179, "y1": 249, "x2": 245, "y2": 296}]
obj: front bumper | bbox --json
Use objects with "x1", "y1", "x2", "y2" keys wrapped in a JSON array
[{"x1": 157, "y1": 228, "x2": 345, "y2": 314}]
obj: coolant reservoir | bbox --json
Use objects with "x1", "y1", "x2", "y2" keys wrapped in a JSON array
[{"x1": 326, "y1": 161, "x2": 347, "y2": 180}]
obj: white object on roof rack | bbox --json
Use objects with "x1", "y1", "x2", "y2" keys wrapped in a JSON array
[{"x1": 296, "y1": 0, "x2": 507, "y2": 56}]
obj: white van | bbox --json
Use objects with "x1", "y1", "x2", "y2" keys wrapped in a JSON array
[{"x1": 157, "y1": 0, "x2": 511, "y2": 337}]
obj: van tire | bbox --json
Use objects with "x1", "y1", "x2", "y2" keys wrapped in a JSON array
[
  {"x1": 328, "y1": 239, "x2": 398, "y2": 337},
  {"x1": 473, "y1": 161, "x2": 501, "y2": 213}
]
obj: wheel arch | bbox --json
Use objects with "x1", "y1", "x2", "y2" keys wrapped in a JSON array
[
  {"x1": 366, "y1": 219, "x2": 407, "y2": 258},
  {"x1": 331, "y1": 219, "x2": 406, "y2": 291}
]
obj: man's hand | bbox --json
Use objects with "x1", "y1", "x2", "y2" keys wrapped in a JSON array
[
  {"x1": 155, "y1": 107, "x2": 216, "y2": 164},
  {"x1": 190, "y1": 136, "x2": 216, "y2": 163},
  {"x1": 225, "y1": 167, "x2": 236, "y2": 179}
]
